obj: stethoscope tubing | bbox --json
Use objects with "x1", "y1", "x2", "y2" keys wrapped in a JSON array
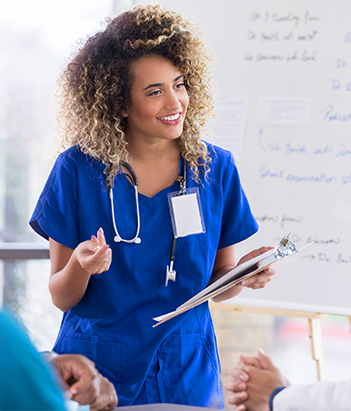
[{"x1": 109, "y1": 161, "x2": 141, "y2": 244}]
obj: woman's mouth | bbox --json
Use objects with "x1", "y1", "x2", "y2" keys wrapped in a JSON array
[{"x1": 157, "y1": 112, "x2": 182, "y2": 123}]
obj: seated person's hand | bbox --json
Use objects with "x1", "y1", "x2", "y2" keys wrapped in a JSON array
[
  {"x1": 51, "y1": 354, "x2": 118, "y2": 410},
  {"x1": 225, "y1": 349, "x2": 287, "y2": 411}
]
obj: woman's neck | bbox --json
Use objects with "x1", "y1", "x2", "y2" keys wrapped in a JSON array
[
  {"x1": 124, "y1": 138, "x2": 182, "y2": 198},
  {"x1": 127, "y1": 138, "x2": 181, "y2": 165}
]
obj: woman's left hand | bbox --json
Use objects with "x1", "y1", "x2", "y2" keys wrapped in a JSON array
[{"x1": 236, "y1": 246, "x2": 276, "y2": 290}]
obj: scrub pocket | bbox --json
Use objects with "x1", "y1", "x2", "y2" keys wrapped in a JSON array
[
  {"x1": 56, "y1": 332, "x2": 124, "y2": 390},
  {"x1": 156, "y1": 332, "x2": 224, "y2": 408}
]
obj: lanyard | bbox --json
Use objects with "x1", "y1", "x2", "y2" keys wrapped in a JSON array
[{"x1": 165, "y1": 158, "x2": 187, "y2": 286}]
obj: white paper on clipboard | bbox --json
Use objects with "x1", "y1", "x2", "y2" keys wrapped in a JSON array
[
  {"x1": 153, "y1": 233, "x2": 311, "y2": 326},
  {"x1": 177, "y1": 250, "x2": 274, "y2": 312}
]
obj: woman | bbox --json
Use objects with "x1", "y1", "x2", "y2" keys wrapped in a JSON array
[{"x1": 30, "y1": 5, "x2": 275, "y2": 408}]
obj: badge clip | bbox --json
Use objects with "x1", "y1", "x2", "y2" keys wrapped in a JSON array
[{"x1": 165, "y1": 261, "x2": 176, "y2": 287}]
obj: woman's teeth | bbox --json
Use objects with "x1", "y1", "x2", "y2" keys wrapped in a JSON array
[{"x1": 159, "y1": 113, "x2": 180, "y2": 121}]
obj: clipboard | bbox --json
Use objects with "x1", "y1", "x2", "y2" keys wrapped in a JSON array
[{"x1": 153, "y1": 233, "x2": 312, "y2": 327}]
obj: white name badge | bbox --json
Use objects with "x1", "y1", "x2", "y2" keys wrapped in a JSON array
[{"x1": 168, "y1": 187, "x2": 205, "y2": 238}]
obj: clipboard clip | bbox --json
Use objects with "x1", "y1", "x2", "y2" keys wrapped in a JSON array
[{"x1": 272, "y1": 232, "x2": 298, "y2": 259}]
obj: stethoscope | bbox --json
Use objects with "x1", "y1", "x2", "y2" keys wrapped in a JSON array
[
  {"x1": 109, "y1": 162, "x2": 141, "y2": 244},
  {"x1": 109, "y1": 159, "x2": 187, "y2": 286}
]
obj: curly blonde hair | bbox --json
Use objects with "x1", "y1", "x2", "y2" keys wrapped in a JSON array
[{"x1": 57, "y1": 4, "x2": 215, "y2": 189}]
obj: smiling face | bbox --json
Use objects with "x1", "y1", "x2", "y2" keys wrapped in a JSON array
[{"x1": 123, "y1": 55, "x2": 189, "y2": 145}]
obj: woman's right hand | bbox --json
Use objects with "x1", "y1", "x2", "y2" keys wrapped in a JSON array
[
  {"x1": 49, "y1": 229, "x2": 111, "y2": 311},
  {"x1": 76, "y1": 228, "x2": 112, "y2": 275}
]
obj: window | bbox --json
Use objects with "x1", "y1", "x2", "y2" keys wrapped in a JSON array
[{"x1": 0, "y1": 0, "x2": 119, "y2": 350}]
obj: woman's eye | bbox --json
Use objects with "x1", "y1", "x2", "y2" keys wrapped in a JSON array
[
  {"x1": 149, "y1": 90, "x2": 161, "y2": 96},
  {"x1": 176, "y1": 83, "x2": 185, "y2": 89}
]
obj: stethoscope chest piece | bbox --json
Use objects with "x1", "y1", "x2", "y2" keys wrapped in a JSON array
[{"x1": 114, "y1": 234, "x2": 141, "y2": 244}]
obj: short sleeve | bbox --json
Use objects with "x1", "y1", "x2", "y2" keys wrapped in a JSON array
[
  {"x1": 217, "y1": 150, "x2": 258, "y2": 249},
  {"x1": 29, "y1": 149, "x2": 80, "y2": 249}
]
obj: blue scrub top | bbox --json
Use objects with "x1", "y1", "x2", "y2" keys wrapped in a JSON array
[{"x1": 30, "y1": 142, "x2": 258, "y2": 408}]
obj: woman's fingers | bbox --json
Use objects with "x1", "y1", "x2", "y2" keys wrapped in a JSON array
[
  {"x1": 235, "y1": 247, "x2": 276, "y2": 290},
  {"x1": 79, "y1": 229, "x2": 112, "y2": 274},
  {"x1": 92, "y1": 245, "x2": 112, "y2": 274},
  {"x1": 244, "y1": 268, "x2": 275, "y2": 289},
  {"x1": 237, "y1": 246, "x2": 273, "y2": 266},
  {"x1": 97, "y1": 227, "x2": 106, "y2": 247}
]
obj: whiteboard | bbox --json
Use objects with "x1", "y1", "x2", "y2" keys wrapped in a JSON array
[{"x1": 148, "y1": 0, "x2": 351, "y2": 315}]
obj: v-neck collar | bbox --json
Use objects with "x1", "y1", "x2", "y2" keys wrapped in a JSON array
[{"x1": 115, "y1": 155, "x2": 185, "y2": 205}]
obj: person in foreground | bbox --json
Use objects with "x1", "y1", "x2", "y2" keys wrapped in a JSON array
[
  {"x1": 30, "y1": 4, "x2": 275, "y2": 408},
  {"x1": 0, "y1": 309, "x2": 117, "y2": 411},
  {"x1": 226, "y1": 348, "x2": 351, "y2": 411}
]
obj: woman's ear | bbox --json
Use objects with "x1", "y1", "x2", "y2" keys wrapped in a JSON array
[{"x1": 121, "y1": 109, "x2": 129, "y2": 118}]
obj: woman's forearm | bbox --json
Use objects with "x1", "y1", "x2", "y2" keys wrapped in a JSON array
[
  {"x1": 49, "y1": 249, "x2": 91, "y2": 312},
  {"x1": 48, "y1": 232, "x2": 112, "y2": 312}
]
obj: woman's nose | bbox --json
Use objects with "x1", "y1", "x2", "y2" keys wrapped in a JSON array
[{"x1": 164, "y1": 90, "x2": 180, "y2": 110}]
